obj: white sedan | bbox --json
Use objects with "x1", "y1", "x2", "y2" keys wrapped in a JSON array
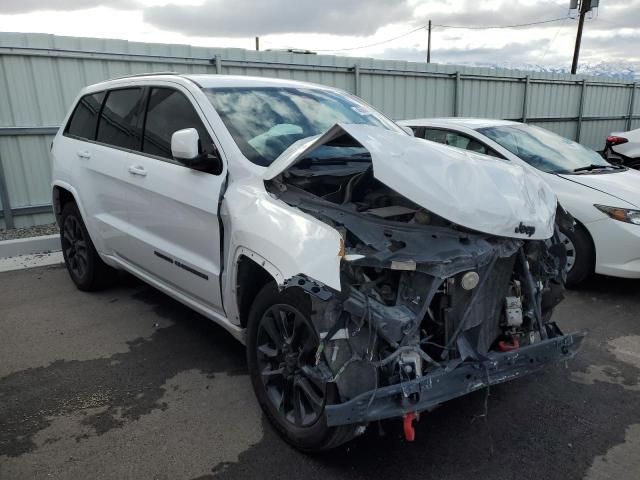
[
  {"x1": 604, "y1": 127, "x2": 640, "y2": 169},
  {"x1": 399, "y1": 118, "x2": 640, "y2": 285}
]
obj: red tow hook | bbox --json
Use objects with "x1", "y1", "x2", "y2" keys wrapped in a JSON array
[
  {"x1": 403, "y1": 412, "x2": 418, "y2": 442},
  {"x1": 498, "y1": 336, "x2": 520, "y2": 352}
]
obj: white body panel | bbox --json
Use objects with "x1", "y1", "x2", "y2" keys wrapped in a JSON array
[
  {"x1": 52, "y1": 134, "x2": 131, "y2": 257},
  {"x1": 124, "y1": 150, "x2": 225, "y2": 309},
  {"x1": 611, "y1": 127, "x2": 640, "y2": 159},
  {"x1": 221, "y1": 180, "x2": 344, "y2": 291},
  {"x1": 400, "y1": 118, "x2": 640, "y2": 278}
]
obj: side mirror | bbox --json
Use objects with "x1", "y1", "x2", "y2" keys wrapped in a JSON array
[
  {"x1": 171, "y1": 128, "x2": 200, "y2": 161},
  {"x1": 400, "y1": 125, "x2": 415, "y2": 136},
  {"x1": 171, "y1": 128, "x2": 223, "y2": 174}
]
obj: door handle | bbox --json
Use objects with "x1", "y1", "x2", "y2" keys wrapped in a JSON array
[
  {"x1": 77, "y1": 150, "x2": 91, "y2": 160},
  {"x1": 128, "y1": 165, "x2": 147, "y2": 177}
]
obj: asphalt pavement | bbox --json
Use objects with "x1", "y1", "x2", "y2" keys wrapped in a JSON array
[{"x1": 1, "y1": 264, "x2": 640, "y2": 480}]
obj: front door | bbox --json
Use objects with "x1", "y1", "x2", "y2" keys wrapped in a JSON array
[{"x1": 123, "y1": 86, "x2": 226, "y2": 311}]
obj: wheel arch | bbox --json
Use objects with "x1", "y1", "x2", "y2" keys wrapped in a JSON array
[
  {"x1": 52, "y1": 181, "x2": 114, "y2": 269},
  {"x1": 52, "y1": 182, "x2": 83, "y2": 225},
  {"x1": 233, "y1": 249, "x2": 282, "y2": 329},
  {"x1": 573, "y1": 217, "x2": 597, "y2": 271}
]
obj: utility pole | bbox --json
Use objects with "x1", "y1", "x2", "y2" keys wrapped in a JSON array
[
  {"x1": 427, "y1": 20, "x2": 432, "y2": 63},
  {"x1": 255, "y1": 36, "x2": 260, "y2": 51},
  {"x1": 571, "y1": 0, "x2": 597, "y2": 74}
]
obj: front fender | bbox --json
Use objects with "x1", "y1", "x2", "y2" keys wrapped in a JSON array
[{"x1": 220, "y1": 179, "x2": 344, "y2": 326}]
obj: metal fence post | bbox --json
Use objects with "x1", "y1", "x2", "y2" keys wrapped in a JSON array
[
  {"x1": 627, "y1": 83, "x2": 637, "y2": 131},
  {"x1": 454, "y1": 71, "x2": 461, "y2": 116},
  {"x1": 212, "y1": 55, "x2": 222, "y2": 74},
  {"x1": 0, "y1": 152, "x2": 15, "y2": 229},
  {"x1": 522, "y1": 75, "x2": 530, "y2": 123},
  {"x1": 576, "y1": 79, "x2": 587, "y2": 143},
  {"x1": 353, "y1": 64, "x2": 361, "y2": 97}
]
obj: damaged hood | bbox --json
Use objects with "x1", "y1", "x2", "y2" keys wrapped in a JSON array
[{"x1": 264, "y1": 123, "x2": 557, "y2": 240}]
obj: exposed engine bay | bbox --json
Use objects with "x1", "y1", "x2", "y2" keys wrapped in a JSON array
[{"x1": 265, "y1": 131, "x2": 585, "y2": 430}]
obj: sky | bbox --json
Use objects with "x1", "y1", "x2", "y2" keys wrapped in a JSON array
[{"x1": 0, "y1": 0, "x2": 638, "y2": 72}]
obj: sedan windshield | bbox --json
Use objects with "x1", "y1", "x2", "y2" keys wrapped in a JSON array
[
  {"x1": 477, "y1": 124, "x2": 613, "y2": 174},
  {"x1": 203, "y1": 86, "x2": 399, "y2": 166}
]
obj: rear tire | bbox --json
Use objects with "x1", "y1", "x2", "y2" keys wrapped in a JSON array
[
  {"x1": 59, "y1": 202, "x2": 116, "y2": 291},
  {"x1": 246, "y1": 283, "x2": 356, "y2": 451},
  {"x1": 559, "y1": 223, "x2": 594, "y2": 287}
]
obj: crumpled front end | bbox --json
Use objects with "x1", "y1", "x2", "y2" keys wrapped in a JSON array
[
  {"x1": 274, "y1": 206, "x2": 585, "y2": 427},
  {"x1": 264, "y1": 125, "x2": 585, "y2": 431}
]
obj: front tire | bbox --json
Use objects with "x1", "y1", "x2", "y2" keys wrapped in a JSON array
[
  {"x1": 59, "y1": 202, "x2": 115, "y2": 291},
  {"x1": 559, "y1": 223, "x2": 594, "y2": 287},
  {"x1": 246, "y1": 283, "x2": 356, "y2": 451}
]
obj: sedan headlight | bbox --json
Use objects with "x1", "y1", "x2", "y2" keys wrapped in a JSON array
[{"x1": 594, "y1": 205, "x2": 640, "y2": 225}]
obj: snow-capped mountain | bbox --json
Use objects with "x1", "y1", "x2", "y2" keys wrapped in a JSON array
[{"x1": 449, "y1": 61, "x2": 640, "y2": 80}]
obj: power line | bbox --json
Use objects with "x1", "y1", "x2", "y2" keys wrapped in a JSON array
[
  {"x1": 313, "y1": 26, "x2": 425, "y2": 52},
  {"x1": 541, "y1": 16, "x2": 570, "y2": 60},
  {"x1": 286, "y1": 16, "x2": 573, "y2": 54},
  {"x1": 433, "y1": 16, "x2": 570, "y2": 30}
]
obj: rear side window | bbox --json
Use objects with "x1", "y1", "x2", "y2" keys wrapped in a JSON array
[
  {"x1": 423, "y1": 128, "x2": 448, "y2": 144},
  {"x1": 142, "y1": 87, "x2": 214, "y2": 159},
  {"x1": 96, "y1": 88, "x2": 144, "y2": 150},
  {"x1": 65, "y1": 91, "x2": 105, "y2": 140},
  {"x1": 423, "y1": 128, "x2": 502, "y2": 158}
]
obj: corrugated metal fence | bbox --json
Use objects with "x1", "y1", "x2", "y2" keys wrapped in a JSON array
[{"x1": 1, "y1": 32, "x2": 638, "y2": 228}]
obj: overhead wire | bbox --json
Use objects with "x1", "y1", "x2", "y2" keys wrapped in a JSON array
[
  {"x1": 432, "y1": 16, "x2": 570, "y2": 30},
  {"x1": 305, "y1": 16, "x2": 573, "y2": 53},
  {"x1": 312, "y1": 25, "x2": 426, "y2": 52},
  {"x1": 541, "y1": 16, "x2": 570, "y2": 61}
]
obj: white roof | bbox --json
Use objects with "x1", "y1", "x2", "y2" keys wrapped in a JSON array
[
  {"x1": 86, "y1": 73, "x2": 335, "y2": 92},
  {"x1": 186, "y1": 74, "x2": 331, "y2": 90},
  {"x1": 399, "y1": 117, "x2": 521, "y2": 129}
]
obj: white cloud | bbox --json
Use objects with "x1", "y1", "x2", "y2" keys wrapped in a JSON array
[{"x1": 0, "y1": 0, "x2": 637, "y2": 72}]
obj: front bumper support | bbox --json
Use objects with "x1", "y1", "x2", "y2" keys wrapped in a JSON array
[{"x1": 325, "y1": 330, "x2": 587, "y2": 427}]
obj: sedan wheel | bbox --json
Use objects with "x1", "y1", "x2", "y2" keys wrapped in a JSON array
[
  {"x1": 558, "y1": 224, "x2": 594, "y2": 287},
  {"x1": 558, "y1": 230, "x2": 576, "y2": 272}
]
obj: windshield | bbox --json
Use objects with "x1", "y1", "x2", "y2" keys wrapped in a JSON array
[
  {"x1": 477, "y1": 124, "x2": 612, "y2": 174},
  {"x1": 203, "y1": 86, "x2": 399, "y2": 166}
]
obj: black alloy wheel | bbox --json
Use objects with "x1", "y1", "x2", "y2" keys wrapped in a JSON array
[
  {"x1": 247, "y1": 284, "x2": 357, "y2": 451},
  {"x1": 59, "y1": 202, "x2": 115, "y2": 291},
  {"x1": 256, "y1": 303, "x2": 326, "y2": 428},
  {"x1": 61, "y1": 213, "x2": 89, "y2": 281}
]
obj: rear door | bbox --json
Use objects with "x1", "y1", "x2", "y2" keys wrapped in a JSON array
[
  {"x1": 63, "y1": 87, "x2": 144, "y2": 256},
  {"x1": 124, "y1": 84, "x2": 226, "y2": 311}
]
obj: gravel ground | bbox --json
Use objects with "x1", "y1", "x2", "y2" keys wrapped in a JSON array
[{"x1": 0, "y1": 223, "x2": 59, "y2": 241}]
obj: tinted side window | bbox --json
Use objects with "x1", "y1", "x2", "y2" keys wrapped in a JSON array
[
  {"x1": 65, "y1": 91, "x2": 105, "y2": 140},
  {"x1": 96, "y1": 88, "x2": 144, "y2": 150},
  {"x1": 409, "y1": 126, "x2": 425, "y2": 138},
  {"x1": 423, "y1": 128, "x2": 500, "y2": 156},
  {"x1": 423, "y1": 128, "x2": 448, "y2": 144},
  {"x1": 142, "y1": 88, "x2": 214, "y2": 159}
]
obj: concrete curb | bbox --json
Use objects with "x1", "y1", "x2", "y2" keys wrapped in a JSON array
[{"x1": 0, "y1": 234, "x2": 61, "y2": 259}]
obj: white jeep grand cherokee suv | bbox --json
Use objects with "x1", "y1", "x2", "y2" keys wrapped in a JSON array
[{"x1": 51, "y1": 73, "x2": 584, "y2": 451}]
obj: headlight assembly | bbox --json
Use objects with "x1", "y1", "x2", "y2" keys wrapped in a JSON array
[{"x1": 594, "y1": 204, "x2": 640, "y2": 225}]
